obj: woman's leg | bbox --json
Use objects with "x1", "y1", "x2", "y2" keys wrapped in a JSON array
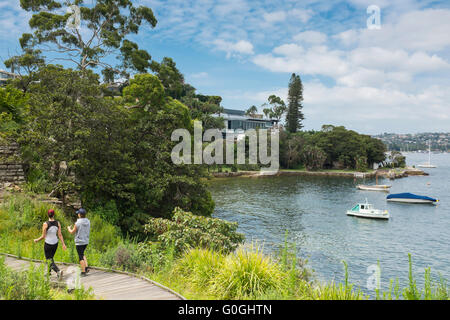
[
  {"x1": 44, "y1": 243, "x2": 60, "y2": 274},
  {"x1": 76, "y1": 245, "x2": 87, "y2": 273}
]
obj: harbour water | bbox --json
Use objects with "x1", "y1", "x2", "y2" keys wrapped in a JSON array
[{"x1": 209, "y1": 152, "x2": 450, "y2": 295}]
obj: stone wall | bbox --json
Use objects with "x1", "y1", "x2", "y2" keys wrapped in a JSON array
[{"x1": 0, "y1": 143, "x2": 25, "y2": 183}]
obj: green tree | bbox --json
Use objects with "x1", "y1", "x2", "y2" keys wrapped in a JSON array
[
  {"x1": 150, "y1": 57, "x2": 224, "y2": 129},
  {"x1": 262, "y1": 95, "x2": 286, "y2": 122},
  {"x1": 17, "y1": 67, "x2": 214, "y2": 236},
  {"x1": 301, "y1": 145, "x2": 327, "y2": 171},
  {"x1": 245, "y1": 105, "x2": 258, "y2": 116},
  {"x1": 7, "y1": 0, "x2": 157, "y2": 80},
  {"x1": 285, "y1": 73, "x2": 304, "y2": 133},
  {"x1": 150, "y1": 57, "x2": 185, "y2": 99}
]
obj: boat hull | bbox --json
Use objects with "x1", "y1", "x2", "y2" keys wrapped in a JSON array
[
  {"x1": 387, "y1": 198, "x2": 435, "y2": 204},
  {"x1": 346, "y1": 211, "x2": 389, "y2": 219},
  {"x1": 357, "y1": 185, "x2": 391, "y2": 191},
  {"x1": 417, "y1": 165, "x2": 436, "y2": 168}
]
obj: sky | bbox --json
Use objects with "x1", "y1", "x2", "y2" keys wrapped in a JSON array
[{"x1": 1, "y1": 0, "x2": 450, "y2": 134}]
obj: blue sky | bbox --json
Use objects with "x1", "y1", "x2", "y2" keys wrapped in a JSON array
[{"x1": 1, "y1": 0, "x2": 450, "y2": 134}]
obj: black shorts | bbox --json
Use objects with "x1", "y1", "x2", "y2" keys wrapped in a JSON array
[
  {"x1": 44, "y1": 242, "x2": 58, "y2": 260},
  {"x1": 76, "y1": 244, "x2": 88, "y2": 261}
]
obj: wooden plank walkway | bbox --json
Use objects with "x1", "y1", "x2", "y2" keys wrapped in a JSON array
[{"x1": 1, "y1": 253, "x2": 185, "y2": 300}]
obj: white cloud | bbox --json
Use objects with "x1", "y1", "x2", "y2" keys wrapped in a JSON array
[
  {"x1": 263, "y1": 11, "x2": 287, "y2": 23},
  {"x1": 293, "y1": 31, "x2": 327, "y2": 45},
  {"x1": 336, "y1": 9, "x2": 450, "y2": 52},
  {"x1": 190, "y1": 72, "x2": 208, "y2": 79},
  {"x1": 290, "y1": 8, "x2": 314, "y2": 23},
  {"x1": 253, "y1": 45, "x2": 349, "y2": 78},
  {"x1": 212, "y1": 39, "x2": 254, "y2": 58}
]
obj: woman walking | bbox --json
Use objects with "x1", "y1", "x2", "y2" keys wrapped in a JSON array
[
  {"x1": 67, "y1": 208, "x2": 90, "y2": 276},
  {"x1": 34, "y1": 209, "x2": 67, "y2": 280}
]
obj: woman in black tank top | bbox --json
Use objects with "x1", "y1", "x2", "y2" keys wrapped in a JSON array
[{"x1": 34, "y1": 209, "x2": 67, "y2": 279}]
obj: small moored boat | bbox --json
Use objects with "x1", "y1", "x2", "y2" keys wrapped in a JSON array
[
  {"x1": 357, "y1": 184, "x2": 391, "y2": 191},
  {"x1": 356, "y1": 172, "x2": 391, "y2": 191},
  {"x1": 347, "y1": 201, "x2": 389, "y2": 219},
  {"x1": 386, "y1": 193, "x2": 438, "y2": 204}
]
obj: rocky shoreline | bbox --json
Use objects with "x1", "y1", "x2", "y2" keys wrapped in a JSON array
[{"x1": 211, "y1": 167, "x2": 428, "y2": 179}]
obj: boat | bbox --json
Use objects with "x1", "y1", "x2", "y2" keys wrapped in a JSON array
[
  {"x1": 356, "y1": 172, "x2": 391, "y2": 191},
  {"x1": 417, "y1": 141, "x2": 437, "y2": 168},
  {"x1": 386, "y1": 193, "x2": 438, "y2": 204},
  {"x1": 347, "y1": 201, "x2": 389, "y2": 219},
  {"x1": 357, "y1": 184, "x2": 391, "y2": 191}
]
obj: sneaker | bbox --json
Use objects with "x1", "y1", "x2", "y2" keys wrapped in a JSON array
[{"x1": 81, "y1": 272, "x2": 87, "y2": 277}]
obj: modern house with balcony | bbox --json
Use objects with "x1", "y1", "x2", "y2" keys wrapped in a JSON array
[{"x1": 214, "y1": 108, "x2": 279, "y2": 137}]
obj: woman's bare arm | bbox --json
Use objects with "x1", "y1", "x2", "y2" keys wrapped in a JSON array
[
  {"x1": 58, "y1": 222, "x2": 67, "y2": 250},
  {"x1": 67, "y1": 224, "x2": 77, "y2": 234},
  {"x1": 34, "y1": 223, "x2": 47, "y2": 243}
]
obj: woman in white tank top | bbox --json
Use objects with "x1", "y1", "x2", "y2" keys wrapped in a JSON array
[{"x1": 34, "y1": 209, "x2": 67, "y2": 279}]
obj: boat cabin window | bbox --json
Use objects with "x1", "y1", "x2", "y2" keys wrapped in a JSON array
[{"x1": 361, "y1": 205, "x2": 365, "y2": 209}]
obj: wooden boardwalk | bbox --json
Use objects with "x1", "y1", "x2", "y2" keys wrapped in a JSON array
[{"x1": 1, "y1": 253, "x2": 185, "y2": 300}]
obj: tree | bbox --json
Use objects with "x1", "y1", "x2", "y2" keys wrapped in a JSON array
[
  {"x1": 18, "y1": 67, "x2": 215, "y2": 236},
  {"x1": 7, "y1": 0, "x2": 157, "y2": 81},
  {"x1": 0, "y1": 86, "x2": 28, "y2": 143},
  {"x1": 286, "y1": 73, "x2": 304, "y2": 133},
  {"x1": 150, "y1": 57, "x2": 224, "y2": 129},
  {"x1": 301, "y1": 145, "x2": 326, "y2": 171},
  {"x1": 150, "y1": 57, "x2": 185, "y2": 99},
  {"x1": 261, "y1": 95, "x2": 286, "y2": 122},
  {"x1": 245, "y1": 105, "x2": 258, "y2": 116}
]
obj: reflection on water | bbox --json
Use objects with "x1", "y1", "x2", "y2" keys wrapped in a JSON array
[{"x1": 209, "y1": 153, "x2": 450, "y2": 295}]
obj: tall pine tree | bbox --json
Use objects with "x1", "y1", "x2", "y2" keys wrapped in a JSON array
[{"x1": 286, "y1": 73, "x2": 304, "y2": 133}]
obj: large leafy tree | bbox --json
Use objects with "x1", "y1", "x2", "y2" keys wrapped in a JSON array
[
  {"x1": 286, "y1": 73, "x2": 304, "y2": 133},
  {"x1": 19, "y1": 67, "x2": 214, "y2": 236},
  {"x1": 150, "y1": 57, "x2": 224, "y2": 129},
  {"x1": 6, "y1": 0, "x2": 157, "y2": 81}
]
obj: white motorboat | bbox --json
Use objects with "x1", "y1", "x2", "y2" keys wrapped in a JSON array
[{"x1": 347, "y1": 201, "x2": 389, "y2": 219}]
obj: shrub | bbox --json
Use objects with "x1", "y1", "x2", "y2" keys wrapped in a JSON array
[
  {"x1": 144, "y1": 207, "x2": 245, "y2": 254},
  {"x1": 89, "y1": 214, "x2": 120, "y2": 252},
  {"x1": 211, "y1": 245, "x2": 284, "y2": 299}
]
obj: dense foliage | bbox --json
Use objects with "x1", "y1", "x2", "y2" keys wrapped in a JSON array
[
  {"x1": 143, "y1": 207, "x2": 245, "y2": 254},
  {"x1": 280, "y1": 125, "x2": 387, "y2": 170},
  {"x1": 7, "y1": 0, "x2": 157, "y2": 81},
  {"x1": 150, "y1": 57, "x2": 224, "y2": 129},
  {"x1": 9, "y1": 67, "x2": 214, "y2": 236}
]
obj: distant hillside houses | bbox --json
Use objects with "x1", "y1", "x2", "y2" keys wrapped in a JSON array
[{"x1": 374, "y1": 132, "x2": 450, "y2": 152}]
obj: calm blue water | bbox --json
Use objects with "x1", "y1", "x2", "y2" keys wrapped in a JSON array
[{"x1": 209, "y1": 152, "x2": 450, "y2": 296}]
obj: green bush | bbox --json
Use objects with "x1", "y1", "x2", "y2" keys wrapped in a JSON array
[
  {"x1": 144, "y1": 207, "x2": 245, "y2": 254},
  {"x1": 89, "y1": 214, "x2": 121, "y2": 252},
  {"x1": 211, "y1": 246, "x2": 284, "y2": 299}
]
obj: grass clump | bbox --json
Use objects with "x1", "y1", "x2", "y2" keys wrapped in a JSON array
[{"x1": 0, "y1": 256, "x2": 94, "y2": 300}]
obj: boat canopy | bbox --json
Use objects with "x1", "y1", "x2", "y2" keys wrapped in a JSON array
[{"x1": 386, "y1": 193, "x2": 437, "y2": 202}]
